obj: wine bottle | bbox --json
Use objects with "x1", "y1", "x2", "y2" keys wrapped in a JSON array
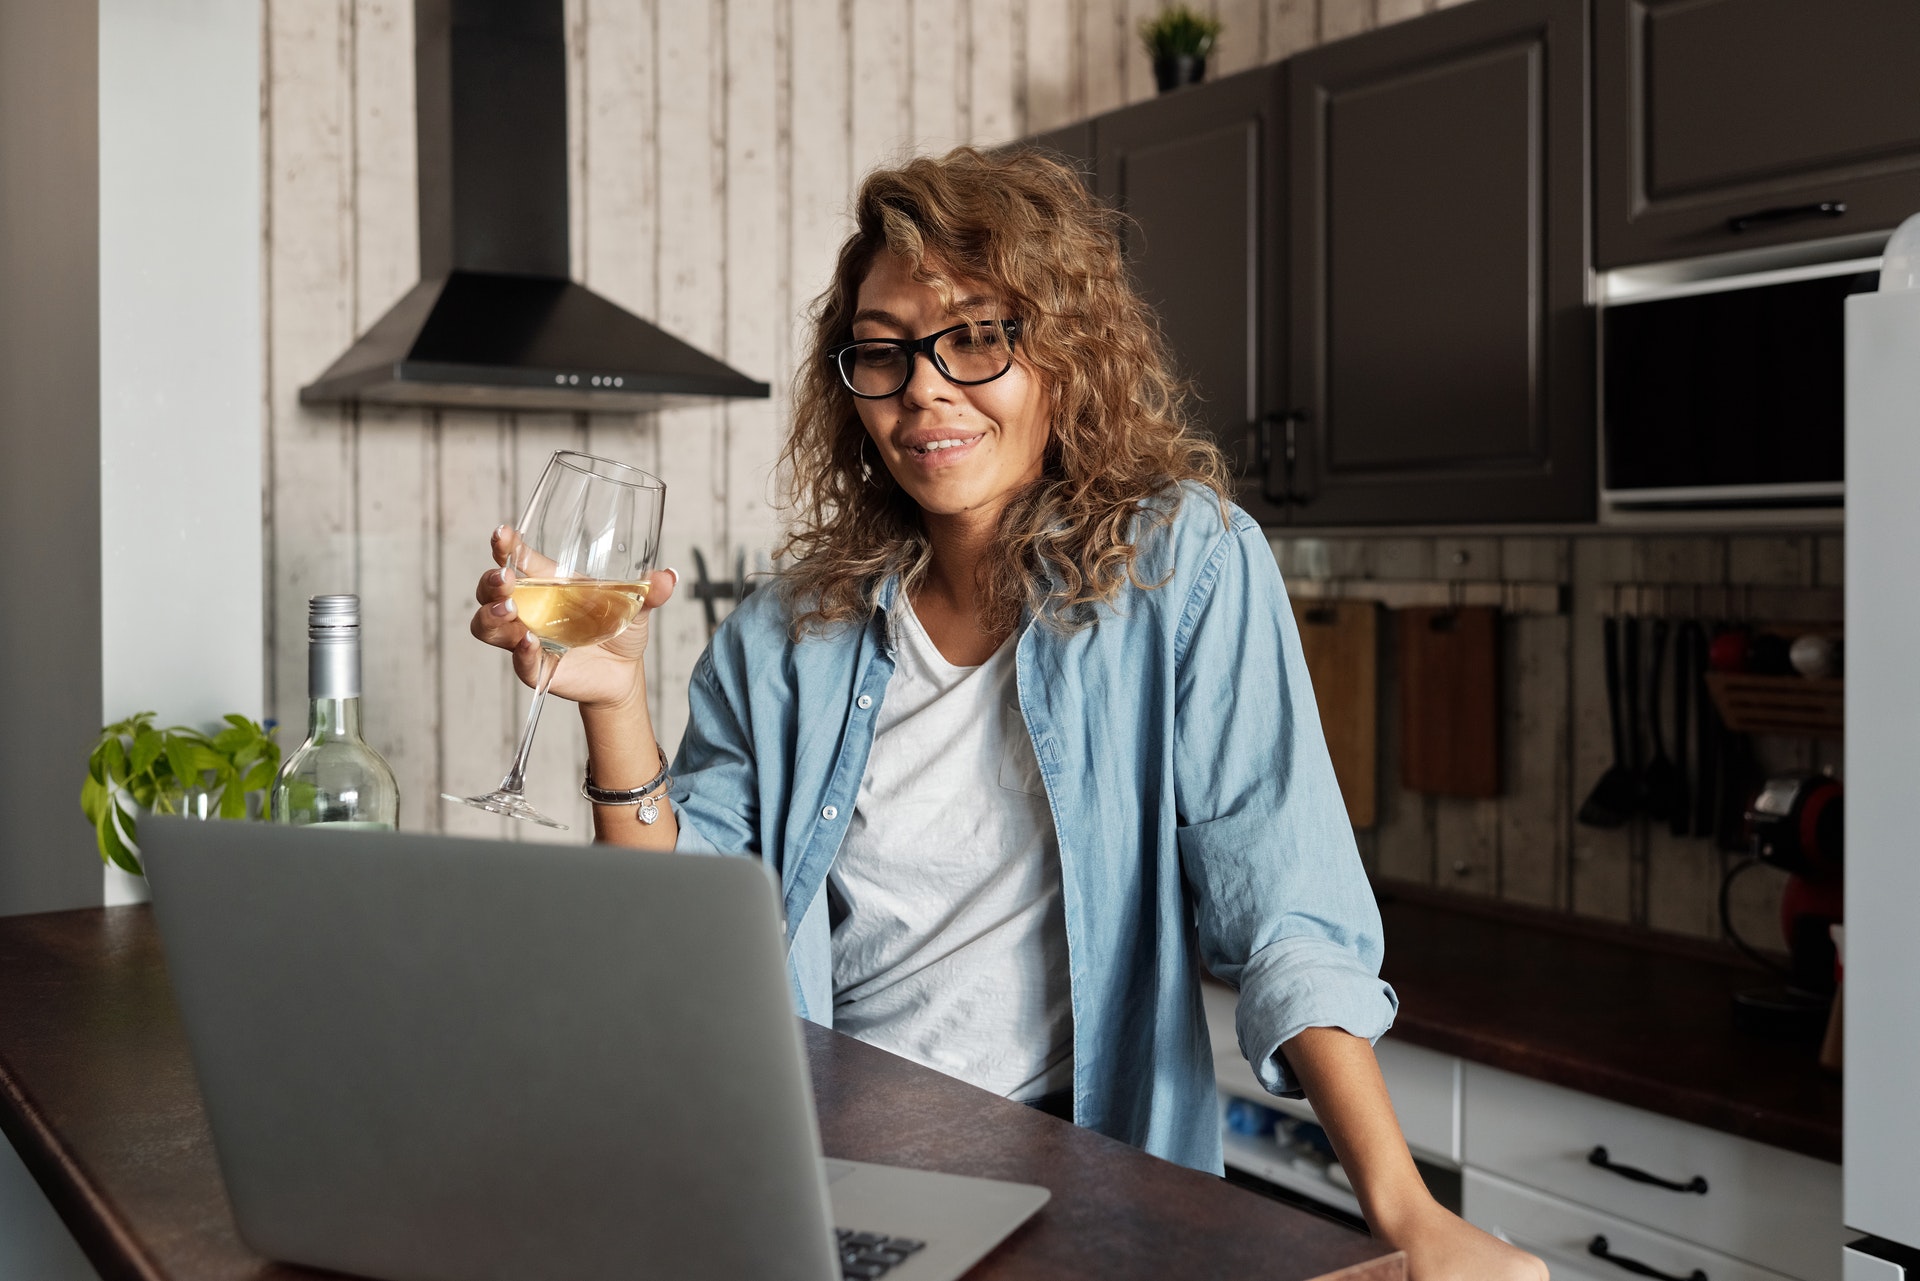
[{"x1": 271, "y1": 594, "x2": 400, "y2": 828}]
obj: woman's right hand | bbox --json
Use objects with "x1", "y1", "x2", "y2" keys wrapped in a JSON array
[{"x1": 469, "y1": 525, "x2": 679, "y2": 712}]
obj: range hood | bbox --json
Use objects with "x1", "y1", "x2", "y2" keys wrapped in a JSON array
[{"x1": 301, "y1": 1, "x2": 768, "y2": 413}]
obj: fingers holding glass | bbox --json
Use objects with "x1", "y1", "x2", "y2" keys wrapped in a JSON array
[{"x1": 446, "y1": 452, "x2": 667, "y2": 829}]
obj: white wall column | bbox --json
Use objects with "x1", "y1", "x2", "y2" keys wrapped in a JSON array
[{"x1": 98, "y1": 0, "x2": 264, "y2": 903}]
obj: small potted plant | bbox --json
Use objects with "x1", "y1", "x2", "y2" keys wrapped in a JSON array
[
  {"x1": 81, "y1": 711, "x2": 280, "y2": 879},
  {"x1": 1140, "y1": 5, "x2": 1224, "y2": 94}
]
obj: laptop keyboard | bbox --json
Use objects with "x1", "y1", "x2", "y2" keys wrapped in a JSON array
[{"x1": 836, "y1": 1227, "x2": 925, "y2": 1278}]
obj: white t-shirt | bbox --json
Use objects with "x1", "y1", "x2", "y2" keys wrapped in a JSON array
[{"x1": 827, "y1": 596, "x2": 1074, "y2": 1102}]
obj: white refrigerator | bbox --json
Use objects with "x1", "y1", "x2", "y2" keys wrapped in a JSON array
[{"x1": 1843, "y1": 279, "x2": 1920, "y2": 1279}]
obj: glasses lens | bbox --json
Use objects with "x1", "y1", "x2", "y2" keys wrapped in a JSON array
[
  {"x1": 839, "y1": 342, "x2": 911, "y2": 397},
  {"x1": 934, "y1": 322, "x2": 1014, "y2": 384}
]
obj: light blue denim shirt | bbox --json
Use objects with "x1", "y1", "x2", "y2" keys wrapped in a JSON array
[{"x1": 669, "y1": 483, "x2": 1397, "y2": 1173}]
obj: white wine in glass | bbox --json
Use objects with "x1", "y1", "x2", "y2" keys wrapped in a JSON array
[{"x1": 445, "y1": 450, "x2": 666, "y2": 829}]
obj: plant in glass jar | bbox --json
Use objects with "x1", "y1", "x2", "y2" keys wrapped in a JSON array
[
  {"x1": 1139, "y1": 4, "x2": 1223, "y2": 93},
  {"x1": 80, "y1": 711, "x2": 281, "y2": 876}
]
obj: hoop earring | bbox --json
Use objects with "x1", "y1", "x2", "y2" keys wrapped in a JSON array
[{"x1": 858, "y1": 436, "x2": 881, "y2": 488}]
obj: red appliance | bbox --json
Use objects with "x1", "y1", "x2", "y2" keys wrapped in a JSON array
[{"x1": 1728, "y1": 774, "x2": 1844, "y2": 1039}]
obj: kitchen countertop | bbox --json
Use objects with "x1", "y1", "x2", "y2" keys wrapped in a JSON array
[
  {"x1": 0, "y1": 906, "x2": 1403, "y2": 1281},
  {"x1": 1368, "y1": 883, "x2": 1842, "y2": 1164}
]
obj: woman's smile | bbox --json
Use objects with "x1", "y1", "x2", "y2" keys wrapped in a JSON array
[{"x1": 852, "y1": 251, "x2": 1051, "y2": 522}]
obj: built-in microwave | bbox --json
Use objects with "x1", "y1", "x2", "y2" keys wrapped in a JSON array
[{"x1": 1599, "y1": 253, "x2": 1882, "y2": 512}]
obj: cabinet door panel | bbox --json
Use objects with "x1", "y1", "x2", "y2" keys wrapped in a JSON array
[
  {"x1": 1325, "y1": 41, "x2": 1539, "y2": 471},
  {"x1": 1123, "y1": 123, "x2": 1260, "y2": 467},
  {"x1": 1097, "y1": 68, "x2": 1288, "y2": 524},
  {"x1": 1597, "y1": 0, "x2": 1920, "y2": 267},
  {"x1": 1288, "y1": 0, "x2": 1592, "y2": 525}
]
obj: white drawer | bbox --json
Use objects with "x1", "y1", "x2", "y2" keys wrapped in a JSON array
[
  {"x1": 1463, "y1": 1064, "x2": 1842, "y2": 1281},
  {"x1": 1202, "y1": 983, "x2": 1461, "y2": 1163},
  {"x1": 1464, "y1": 1167, "x2": 1803, "y2": 1281}
]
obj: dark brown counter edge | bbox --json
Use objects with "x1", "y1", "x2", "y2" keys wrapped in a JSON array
[
  {"x1": 1366, "y1": 881, "x2": 1839, "y2": 1164},
  {"x1": 1, "y1": 1055, "x2": 165, "y2": 1281},
  {"x1": 0, "y1": 906, "x2": 1404, "y2": 1281}
]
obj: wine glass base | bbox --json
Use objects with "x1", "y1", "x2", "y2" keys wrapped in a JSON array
[{"x1": 441, "y1": 790, "x2": 569, "y2": 830}]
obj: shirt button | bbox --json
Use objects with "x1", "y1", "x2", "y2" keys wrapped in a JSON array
[
  {"x1": 822, "y1": 805, "x2": 839, "y2": 821},
  {"x1": 856, "y1": 695, "x2": 873, "y2": 710}
]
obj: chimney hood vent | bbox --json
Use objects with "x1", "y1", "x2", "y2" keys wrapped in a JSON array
[{"x1": 301, "y1": 1, "x2": 769, "y2": 414}]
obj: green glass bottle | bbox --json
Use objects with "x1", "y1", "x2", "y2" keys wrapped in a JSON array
[{"x1": 271, "y1": 594, "x2": 400, "y2": 829}]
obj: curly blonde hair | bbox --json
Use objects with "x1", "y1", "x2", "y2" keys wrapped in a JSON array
[{"x1": 776, "y1": 145, "x2": 1228, "y2": 636}]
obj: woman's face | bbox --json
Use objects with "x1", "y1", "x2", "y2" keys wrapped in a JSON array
[{"x1": 850, "y1": 251, "x2": 1052, "y2": 525}]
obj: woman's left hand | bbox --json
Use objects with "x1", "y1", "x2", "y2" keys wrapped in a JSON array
[{"x1": 1379, "y1": 1197, "x2": 1548, "y2": 1281}]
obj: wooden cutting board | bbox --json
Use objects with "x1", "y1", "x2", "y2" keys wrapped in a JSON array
[
  {"x1": 1397, "y1": 605, "x2": 1501, "y2": 798},
  {"x1": 1291, "y1": 599, "x2": 1379, "y2": 828}
]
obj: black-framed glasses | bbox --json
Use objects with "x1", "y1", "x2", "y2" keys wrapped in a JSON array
[{"x1": 827, "y1": 319, "x2": 1022, "y2": 399}]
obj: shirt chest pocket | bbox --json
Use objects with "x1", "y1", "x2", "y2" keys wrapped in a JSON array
[{"x1": 996, "y1": 709, "x2": 1047, "y2": 799}]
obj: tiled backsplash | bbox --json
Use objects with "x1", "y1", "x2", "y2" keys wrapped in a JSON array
[{"x1": 1269, "y1": 531, "x2": 1844, "y2": 951}]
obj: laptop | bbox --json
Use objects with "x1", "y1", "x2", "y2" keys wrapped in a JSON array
[{"x1": 141, "y1": 817, "x2": 1049, "y2": 1281}]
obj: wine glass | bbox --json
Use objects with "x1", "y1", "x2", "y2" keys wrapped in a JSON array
[{"x1": 444, "y1": 450, "x2": 666, "y2": 829}]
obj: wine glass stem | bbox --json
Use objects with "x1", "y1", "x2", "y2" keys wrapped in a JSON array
[{"x1": 499, "y1": 643, "x2": 564, "y2": 795}]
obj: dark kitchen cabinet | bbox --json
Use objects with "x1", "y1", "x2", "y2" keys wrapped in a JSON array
[
  {"x1": 1596, "y1": 0, "x2": 1920, "y2": 268},
  {"x1": 1024, "y1": 121, "x2": 1095, "y2": 180},
  {"x1": 1284, "y1": 0, "x2": 1593, "y2": 525},
  {"x1": 1094, "y1": 68, "x2": 1289, "y2": 525}
]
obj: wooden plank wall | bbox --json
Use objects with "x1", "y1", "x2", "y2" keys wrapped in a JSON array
[
  {"x1": 1271, "y1": 532, "x2": 1846, "y2": 947},
  {"x1": 263, "y1": 0, "x2": 1456, "y2": 840}
]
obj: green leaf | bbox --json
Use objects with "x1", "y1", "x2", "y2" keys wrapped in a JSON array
[
  {"x1": 129, "y1": 728, "x2": 164, "y2": 778},
  {"x1": 217, "y1": 777, "x2": 248, "y2": 820},
  {"x1": 103, "y1": 736, "x2": 130, "y2": 786},
  {"x1": 128, "y1": 776, "x2": 161, "y2": 810},
  {"x1": 104, "y1": 711, "x2": 154, "y2": 741},
  {"x1": 80, "y1": 774, "x2": 108, "y2": 825},
  {"x1": 242, "y1": 757, "x2": 278, "y2": 793},
  {"x1": 164, "y1": 738, "x2": 201, "y2": 789},
  {"x1": 212, "y1": 724, "x2": 252, "y2": 756},
  {"x1": 223, "y1": 713, "x2": 254, "y2": 733},
  {"x1": 97, "y1": 801, "x2": 143, "y2": 876}
]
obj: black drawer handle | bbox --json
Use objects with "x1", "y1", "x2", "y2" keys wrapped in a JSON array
[
  {"x1": 1727, "y1": 201, "x2": 1846, "y2": 233},
  {"x1": 1589, "y1": 1146, "x2": 1709, "y2": 1194},
  {"x1": 1588, "y1": 1234, "x2": 1707, "y2": 1281}
]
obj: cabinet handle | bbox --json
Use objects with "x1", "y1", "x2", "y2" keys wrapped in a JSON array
[
  {"x1": 1588, "y1": 1145, "x2": 1709, "y2": 1194},
  {"x1": 1726, "y1": 201, "x2": 1846, "y2": 234},
  {"x1": 1255, "y1": 410, "x2": 1312, "y2": 507},
  {"x1": 1587, "y1": 1234, "x2": 1707, "y2": 1281}
]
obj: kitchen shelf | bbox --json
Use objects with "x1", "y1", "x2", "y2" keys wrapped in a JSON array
[
  {"x1": 1287, "y1": 577, "x2": 1565, "y2": 617},
  {"x1": 1705, "y1": 672, "x2": 1843, "y2": 739},
  {"x1": 1596, "y1": 583, "x2": 1843, "y2": 624}
]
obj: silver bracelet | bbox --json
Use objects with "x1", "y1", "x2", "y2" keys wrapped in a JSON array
[{"x1": 581, "y1": 749, "x2": 673, "y2": 825}]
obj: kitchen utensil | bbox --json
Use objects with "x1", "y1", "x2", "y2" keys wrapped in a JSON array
[
  {"x1": 1671, "y1": 620, "x2": 1696, "y2": 837},
  {"x1": 1714, "y1": 703, "x2": 1759, "y2": 853},
  {"x1": 1642, "y1": 619, "x2": 1680, "y2": 822},
  {"x1": 1623, "y1": 617, "x2": 1644, "y2": 804},
  {"x1": 1578, "y1": 617, "x2": 1636, "y2": 828},
  {"x1": 1291, "y1": 600, "x2": 1379, "y2": 828},
  {"x1": 1691, "y1": 623, "x2": 1719, "y2": 839},
  {"x1": 1397, "y1": 605, "x2": 1500, "y2": 798}
]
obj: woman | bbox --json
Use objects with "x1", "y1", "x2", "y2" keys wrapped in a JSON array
[{"x1": 473, "y1": 147, "x2": 1544, "y2": 1280}]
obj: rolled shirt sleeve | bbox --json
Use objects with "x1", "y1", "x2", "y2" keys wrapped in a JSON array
[
  {"x1": 1170, "y1": 514, "x2": 1398, "y2": 1097},
  {"x1": 669, "y1": 644, "x2": 760, "y2": 857}
]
